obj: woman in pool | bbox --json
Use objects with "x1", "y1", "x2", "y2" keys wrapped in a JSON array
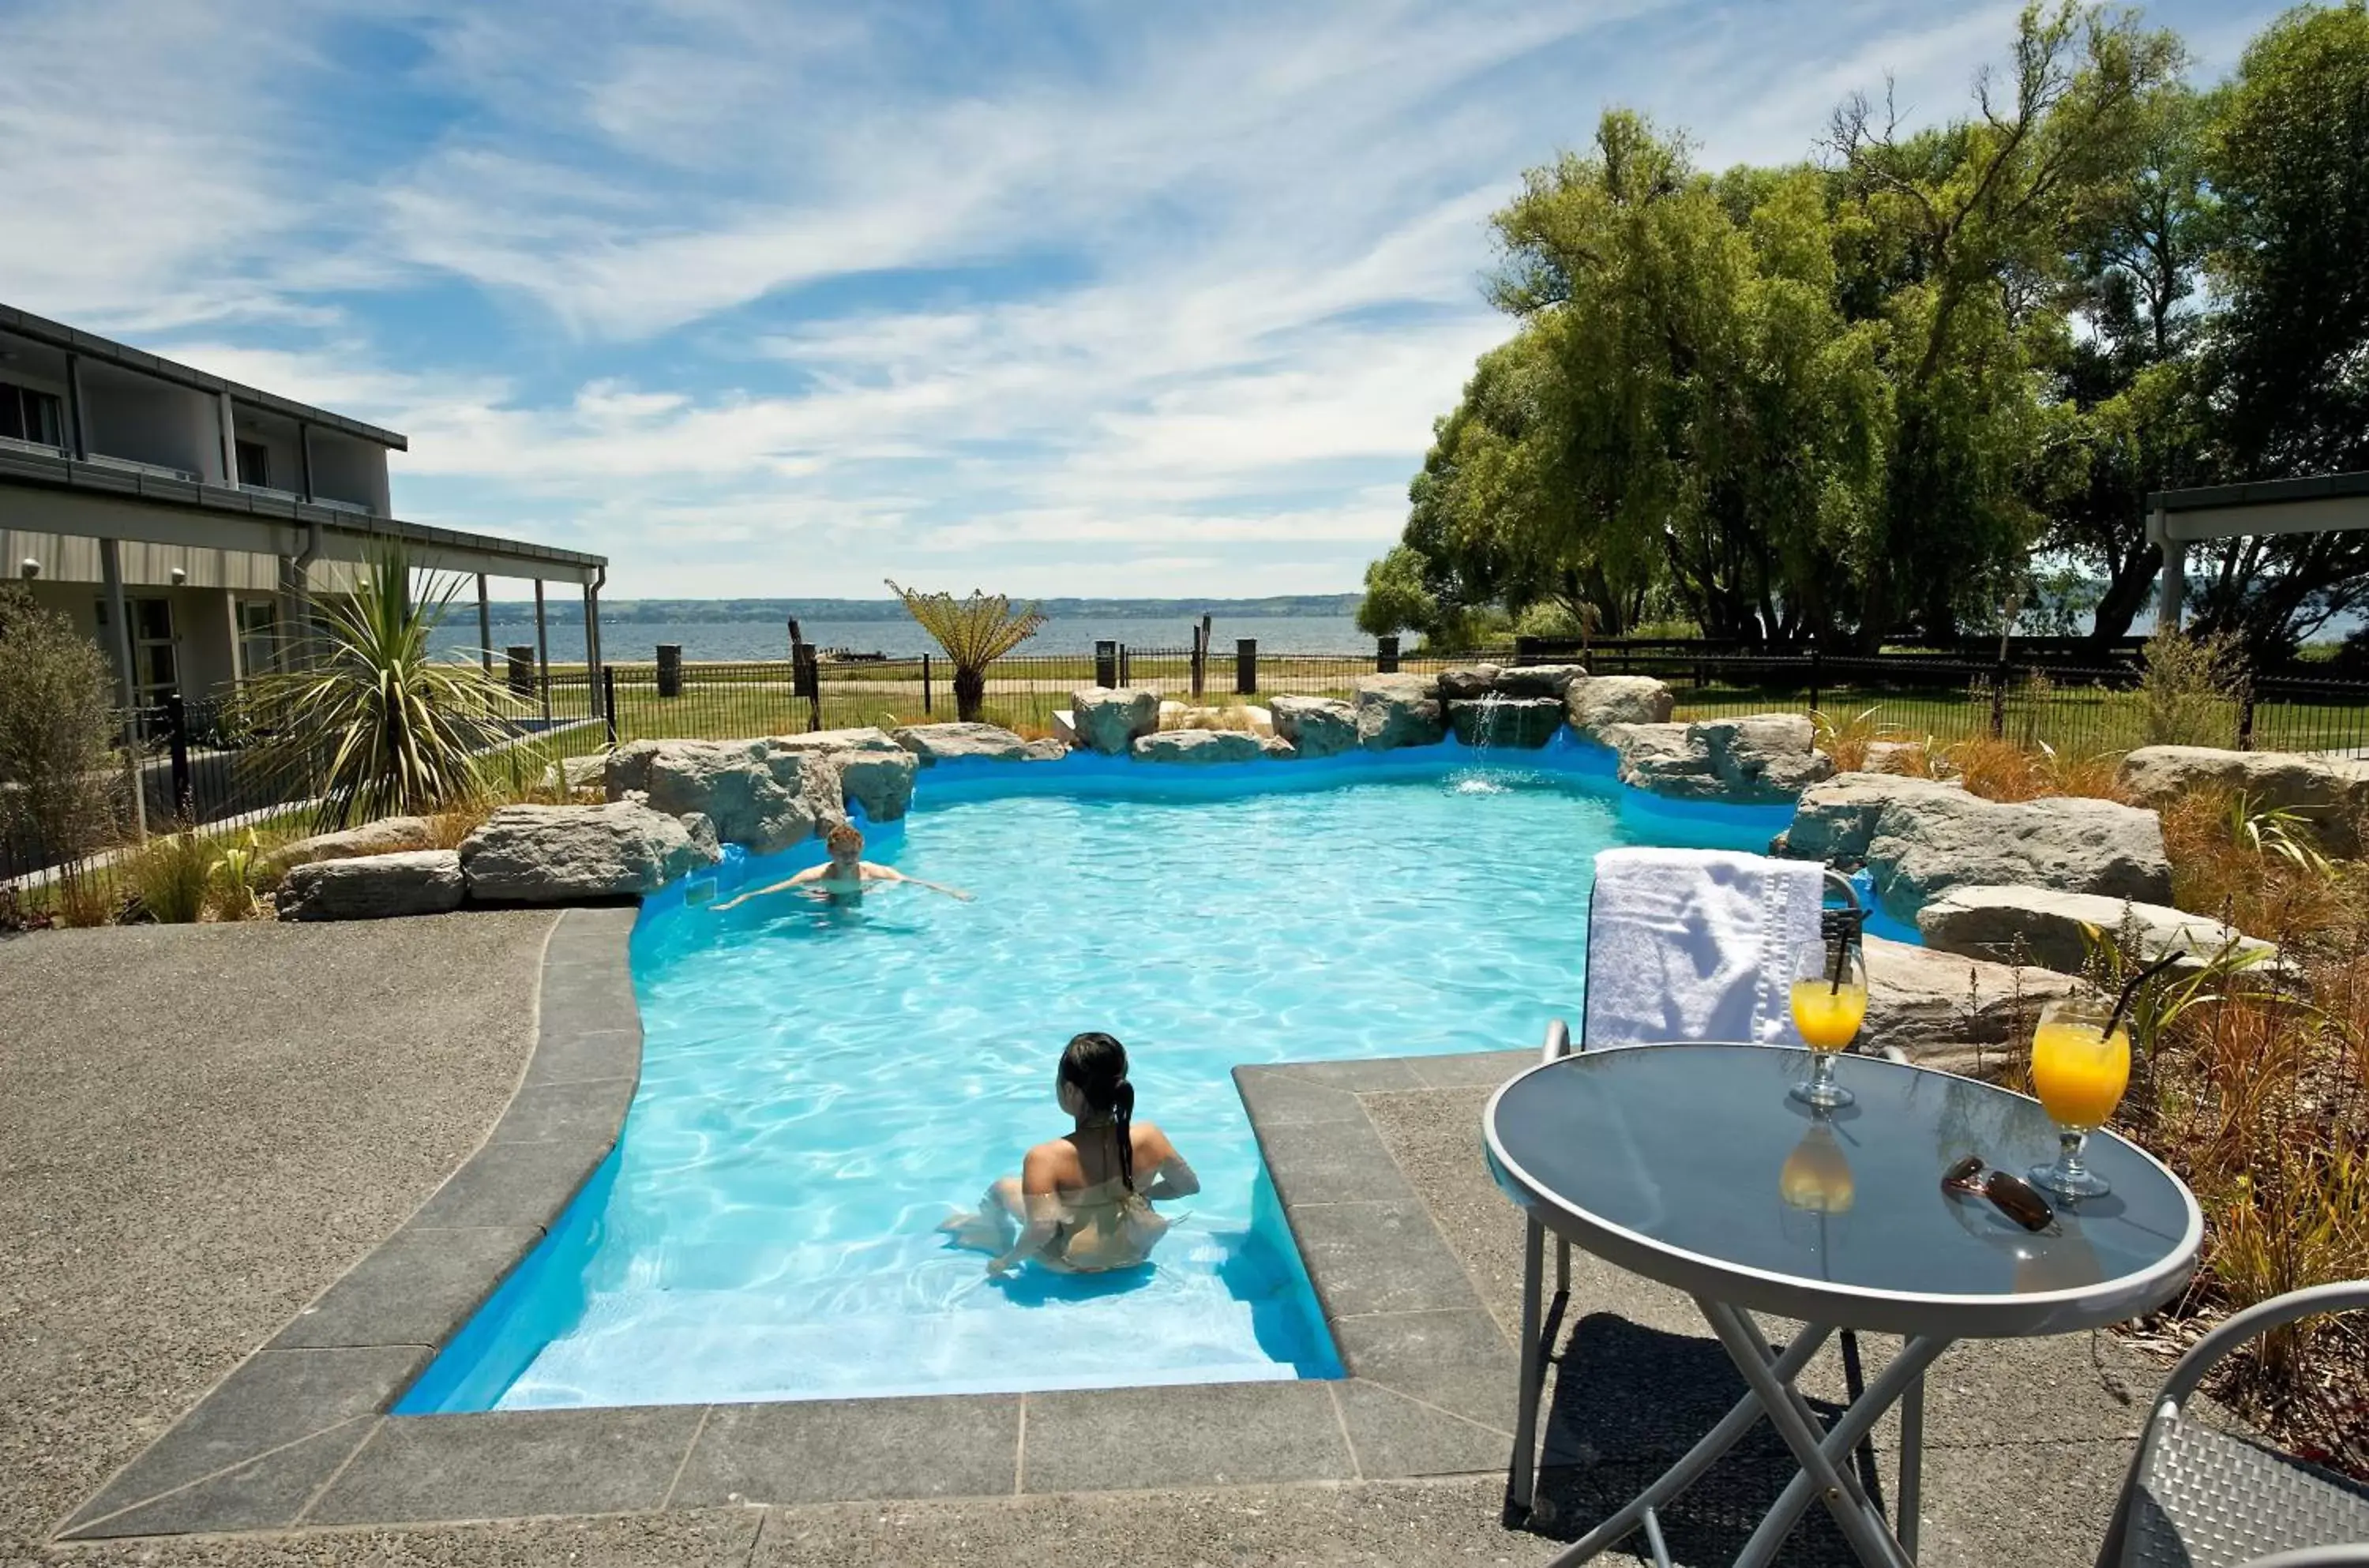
[
  {"x1": 715, "y1": 821, "x2": 971, "y2": 909},
  {"x1": 941, "y1": 1032, "x2": 1200, "y2": 1276}
]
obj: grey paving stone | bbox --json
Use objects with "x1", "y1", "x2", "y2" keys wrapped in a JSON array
[
  {"x1": 1256, "y1": 1116, "x2": 1415, "y2": 1207},
  {"x1": 1403, "y1": 1049, "x2": 1535, "y2": 1089},
  {"x1": 1266, "y1": 1058, "x2": 1425, "y2": 1092},
  {"x1": 268, "y1": 1225, "x2": 543, "y2": 1352},
  {"x1": 1331, "y1": 1309, "x2": 1520, "y2": 1435},
  {"x1": 1284, "y1": 1199, "x2": 1480, "y2": 1319},
  {"x1": 1233, "y1": 1067, "x2": 1366, "y2": 1128},
  {"x1": 409, "y1": 1138, "x2": 609, "y2": 1230},
  {"x1": 670, "y1": 1395, "x2": 1019, "y2": 1506},
  {"x1": 1905, "y1": 1437, "x2": 2134, "y2": 1568},
  {"x1": 1331, "y1": 1378, "x2": 1514, "y2": 1480},
  {"x1": 490, "y1": 1075, "x2": 636, "y2": 1146},
  {"x1": 304, "y1": 1405, "x2": 709, "y2": 1525},
  {"x1": 525, "y1": 1023, "x2": 643, "y2": 1086},
  {"x1": 61, "y1": 1346, "x2": 427, "y2": 1533},
  {"x1": 59, "y1": 1419, "x2": 377, "y2": 1540},
  {"x1": 538, "y1": 966, "x2": 641, "y2": 1042},
  {"x1": 544, "y1": 907, "x2": 637, "y2": 967},
  {"x1": 1020, "y1": 1382, "x2": 1353, "y2": 1493}
]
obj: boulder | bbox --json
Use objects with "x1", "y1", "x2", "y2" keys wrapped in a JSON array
[
  {"x1": 1861, "y1": 933, "x2": 2082, "y2": 1062},
  {"x1": 2119, "y1": 745, "x2": 2369, "y2": 855},
  {"x1": 829, "y1": 748, "x2": 918, "y2": 821},
  {"x1": 1162, "y1": 704, "x2": 1272, "y2": 737},
  {"x1": 276, "y1": 850, "x2": 466, "y2": 922},
  {"x1": 1447, "y1": 696, "x2": 1565, "y2": 748},
  {"x1": 1916, "y1": 884, "x2": 2276, "y2": 977},
  {"x1": 1610, "y1": 713, "x2": 1832, "y2": 804},
  {"x1": 1437, "y1": 666, "x2": 1500, "y2": 701},
  {"x1": 268, "y1": 816, "x2": 437, "y2": 872},
  {"x1": 892, "y1": 722, "x2": 1064, "y2": 764},
  {"x1": 1132, "y1": 728, "x2": 1267, "y2": 764},
  {"x1": 460, "y1": 798, "x2": 721, "y2": 903},
  {"x1": 1865, "y1": 789, "x2": 2172, "y2": 911},
  {"x1": 1860, "y1": 741, "x2": 1926, "y2": 775},
  {"x1": 1780, "y1": 774, "x2": 1967, "y2": 863},
  {"x1": 1260, "y1": 736, "x2": 1297, "y2": 758},
  {"x1": 1566, "y1": 676, "x2": 1675, "y2": 740},
  {"x1": 1069, "y1": 688, "x2": 1160, "y2": 755},
  {"x1": 606, "y1": 739, "x2": 816, "y2": 854},
  {"x1": 1355, "y1": 673, "x2": 1445, "y2": 751},
  {"x1": 1492, "y1": 663, "x2": 1586, "y2": 700},
  {"x1": 772, "y1": 726, "x2": 903, "y2": 755},
  {"x1": 1268, "y1": 695, "x2": 1358, "y2": 759}
]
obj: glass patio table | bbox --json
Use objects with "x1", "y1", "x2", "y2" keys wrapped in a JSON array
[{"x1": 1484, "y1": 1041, "x2": 2202, "y2": 1568}]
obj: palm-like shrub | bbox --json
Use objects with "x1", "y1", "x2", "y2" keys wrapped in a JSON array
[
  {"x1": 885, "y1": 580, "x2": 1047, "y2": 723},
  {"x1": 239, "y1": 553, "x2": 524, "y2": 830}
]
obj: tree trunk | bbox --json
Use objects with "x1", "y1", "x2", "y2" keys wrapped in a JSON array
[
  {"x1": 954, "y1": 667, "x2": 986, "y2": 724},
  {"x1": 2085, "y1": 542, "x2": 2161, "y2": 647}
]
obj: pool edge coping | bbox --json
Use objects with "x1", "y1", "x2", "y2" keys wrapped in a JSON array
[{"x1": 55, "y1": 913, "x2": 1536, "y2": 1542}]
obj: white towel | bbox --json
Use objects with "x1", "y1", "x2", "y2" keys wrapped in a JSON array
[{"x1": 1582, "y1": 848, "x2": 1825, "y2": 1049}]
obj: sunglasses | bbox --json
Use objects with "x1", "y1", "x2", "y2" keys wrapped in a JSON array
[{"x1": 1941, "y1": 1156, "x2": 2057, "y2": 1233}]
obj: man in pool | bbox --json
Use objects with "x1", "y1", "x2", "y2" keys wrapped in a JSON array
[{"x1": 714, "y1": 821, "x2": 972, "y2": 909}]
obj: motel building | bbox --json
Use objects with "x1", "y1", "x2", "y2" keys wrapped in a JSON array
[{"x1": 0, "y1": 302, "x2": 610, "y2": 718}]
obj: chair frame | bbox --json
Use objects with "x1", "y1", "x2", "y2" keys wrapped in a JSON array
[{"x1": 2096, "y1": 1279, "x2": 2369, "y2": 1568}]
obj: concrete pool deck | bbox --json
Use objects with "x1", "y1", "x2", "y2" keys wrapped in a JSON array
[{"x1": 2, "y1": 912, "x2": 2170, "y2": 1566}]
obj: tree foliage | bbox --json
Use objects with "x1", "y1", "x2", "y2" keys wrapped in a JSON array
[
  {"x1": 885, "y1": 582, "x2": 1048, "y2": 722},
  {"x1": 0, "y1": 585, "x2": 122, "y2": 867},
  {"x1": 1362, "y1": 2, "x2": 2369, "y2": 659}
]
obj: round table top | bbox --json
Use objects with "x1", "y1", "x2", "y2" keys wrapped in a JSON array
[{"x1": 1484, "y1": 1043, "x2": 2202, "y2": 1338}]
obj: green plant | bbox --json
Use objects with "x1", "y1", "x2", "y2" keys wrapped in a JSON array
[
  {"x1": 208, "y1": 829, "x2": 265, "y2": 921},
  {"x1": 2226, "y1": 791, "x2": 2337, "y2": 881},
  {"x1": 236, "y1": 552, "x2": 528, "y2": 831},
  {"x1": 884, "y1": 581, "x2": 1048, "y2": 724},
  {"x1": 1810, "y1": 704, "x2": 1893, "y2": 772},
  {"x1": 0, "y1": 583, "x2": 125, "y2": 871},
  {"x1": 124, "y1": 831, "x2": 214, "y2": 924},
  {"x1": 2138, "y1": 627, "x2": 2246, "y2": 747}
]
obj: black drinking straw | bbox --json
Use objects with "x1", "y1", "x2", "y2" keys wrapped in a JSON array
[
  {"x1": 2103, "y1": 952, "x2": 2184, "y2": 1039},
  {"x1": 1823, "y1": 908, "x2": 1860, "y2": 994}
]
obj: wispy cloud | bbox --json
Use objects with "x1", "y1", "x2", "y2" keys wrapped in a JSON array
[{"x1": 0, "y1": 0, "x2": 2293, "y2": 598}]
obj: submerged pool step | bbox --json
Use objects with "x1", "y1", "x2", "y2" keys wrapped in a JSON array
[{"x1": 497, "y1": 1292, "x2": 1304, "y2": 1409}]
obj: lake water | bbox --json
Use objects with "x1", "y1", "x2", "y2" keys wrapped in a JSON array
[{"x1": 430, "y1": 615, "x2": 1374, "y2": 664}]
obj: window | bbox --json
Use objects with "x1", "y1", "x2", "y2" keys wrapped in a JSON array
[
  {"x1": 236, "y1": 600, "x2": 279, "y2": 678},
  {"x1": 235, "y1": 439, "x2": 271, "y2": 487},
  {"x1": 0, "y1": 382, "x2": 65, "y2": 448}
]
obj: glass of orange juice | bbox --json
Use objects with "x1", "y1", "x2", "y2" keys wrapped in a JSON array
[
  {"x1": 2027, "y1": 995, "x2": 2131, "y2": 1200},
  {"x1": 1789, "y1": 939, "x2": 1866, "y2": 1108}
]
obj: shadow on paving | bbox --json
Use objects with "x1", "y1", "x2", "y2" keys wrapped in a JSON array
[{"x1": 1521, "y1": 1313, "x2": 1883, "y2": 1567}]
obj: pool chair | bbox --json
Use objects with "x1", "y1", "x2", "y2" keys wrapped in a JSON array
[
  {"x1": 1506, "y1": 847, "x2": 1899, "y2": 1526},
  {"x1": 2095, "y1": 1279, "x2": 2369, "y2": 1568}
]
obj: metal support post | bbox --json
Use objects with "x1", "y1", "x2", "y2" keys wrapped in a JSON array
[
  {"x1": 603, "y1": 666, "x2": 619, "y2": 749},
  {"x1": 475, "y1": 574, "x2": 494, "y2": 673},
  {"x1": 1235, "y1": 638, "x2": 1257, "y2": 696},
  {"x1": 1377, "y1": 634, "x2": 1400, "y2": 674},
  {"x1": 99, "y1": 538, "x2": 148, "y2": 841},
  {"x1": 922, "y1": 652, "x2": 933, "y2": 715},
  {"x1": 1094, "y1": 640, "x2": 1118, "y2": 688},
  {"x1": 164, "y1": 694, "x2": 193, "y2": 820},
  {"x1": 533, "y1": 580, "x2": 553, "y2": 726},
  {"x1": 582, "y1": 579, "x2": 606, "y2": 726}
]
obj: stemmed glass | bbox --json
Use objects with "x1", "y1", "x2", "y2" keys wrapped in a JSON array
[
  {"x1": 1788, "y1": 936, "x2": 1866, "y2": 1108},
  {"x1": 2027, "y1": 994, "x2": 2131, "y2": 1201}
]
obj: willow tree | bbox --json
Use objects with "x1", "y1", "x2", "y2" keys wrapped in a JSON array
[{"x1": 885, "y1": 582, "x2": 1047, "y2": 722}]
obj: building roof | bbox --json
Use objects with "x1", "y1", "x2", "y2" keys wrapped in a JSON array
[
  {"x1": 2148, "y1": 470, "x2": 2369, "y2": 513},
  {"x1": 0, "y1": 302, "x2": 408, "y2": 452}
]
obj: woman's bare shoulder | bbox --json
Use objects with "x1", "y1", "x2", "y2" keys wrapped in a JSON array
[
  {"x1": 1021, "y1": 1137, "x2": 1083, "y2": 1187},
  {"x1": 1128, "y1": 1120, "x2": 1180, "y2": 1161}
]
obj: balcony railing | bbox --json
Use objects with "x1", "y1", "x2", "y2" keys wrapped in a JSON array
[
  {"x1": 310, "y1": 495, "x2": 377, "y2": 516},
  {"x1": 0, "y1": 433, "x2": 69, "y2": 460},
  {"x1": 83, "y1": 451, "x2": 201, "y2": 483}
]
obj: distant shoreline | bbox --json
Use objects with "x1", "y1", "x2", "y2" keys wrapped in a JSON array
[{"x1": 469, "y1": 595, "x2": 1363, "y2": 625}]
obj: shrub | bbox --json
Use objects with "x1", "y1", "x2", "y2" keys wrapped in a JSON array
[
  {"x1": 123, "y1": 831, "x2": 213, "y2": 923},
  {"x1": 207, "y1": 830, "x2": 267, "y2": 921},
  {"x1": 0, "y1": 584, "x2": 124, "y2": 872},
  {"x1": 236, "y1": 552, "x2": 527, "y2": 830},
  {"x1": 885, "y1": 582, "x2": 1047, "y2": 724},
  {"x1": 1810, "y1": 704, "x2": 1892, "y2": 772},
  {"x1": 2139, "y1": 627, "x2": 2247, "y2": 747}
]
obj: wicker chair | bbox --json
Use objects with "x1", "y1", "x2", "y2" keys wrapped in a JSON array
[{"x1": 2098, "y1": 1280, "x2": 2369, "y2": 1568}]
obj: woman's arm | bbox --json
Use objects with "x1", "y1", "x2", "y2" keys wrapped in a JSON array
[
  {"x1": 868, "y1": 865, "x2": 974, "y2": 901},
  {"x1": 712, "y1": 865, "x2": 824, "y2": 911},
  {"x1": 1134, "y1": 1123, "x2": 1200, "y2": 1200},
  {"x1": 988, "y1": 1147, "x2": 1068, "y2": 1275}
]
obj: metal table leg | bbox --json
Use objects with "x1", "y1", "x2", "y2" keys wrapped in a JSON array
[{"x1": 1508, "y1": 1218, "x2": 1545, "y2": 1521}]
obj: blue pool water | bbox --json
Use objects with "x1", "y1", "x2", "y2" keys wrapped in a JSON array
[{"x1": 404, "y1": 744, "x2": 1794, "y2": 1412}]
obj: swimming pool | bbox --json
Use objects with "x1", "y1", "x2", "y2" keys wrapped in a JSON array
[{"x1": 403, "y1": 743, "x2": 1795, "y2": 1412}]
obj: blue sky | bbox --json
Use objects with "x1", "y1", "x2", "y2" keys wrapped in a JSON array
[{"x1": 0, "y1": 0, "x2": 2285, "y2": 600}]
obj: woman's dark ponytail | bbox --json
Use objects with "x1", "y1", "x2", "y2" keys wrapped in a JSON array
[
  {"x1": 1113, "y1": 1078, "x2": 1136, "y2": 1191},
  {"x1": 1061, "y1": 1031, "x2": 1136, "y2": 1191}
]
